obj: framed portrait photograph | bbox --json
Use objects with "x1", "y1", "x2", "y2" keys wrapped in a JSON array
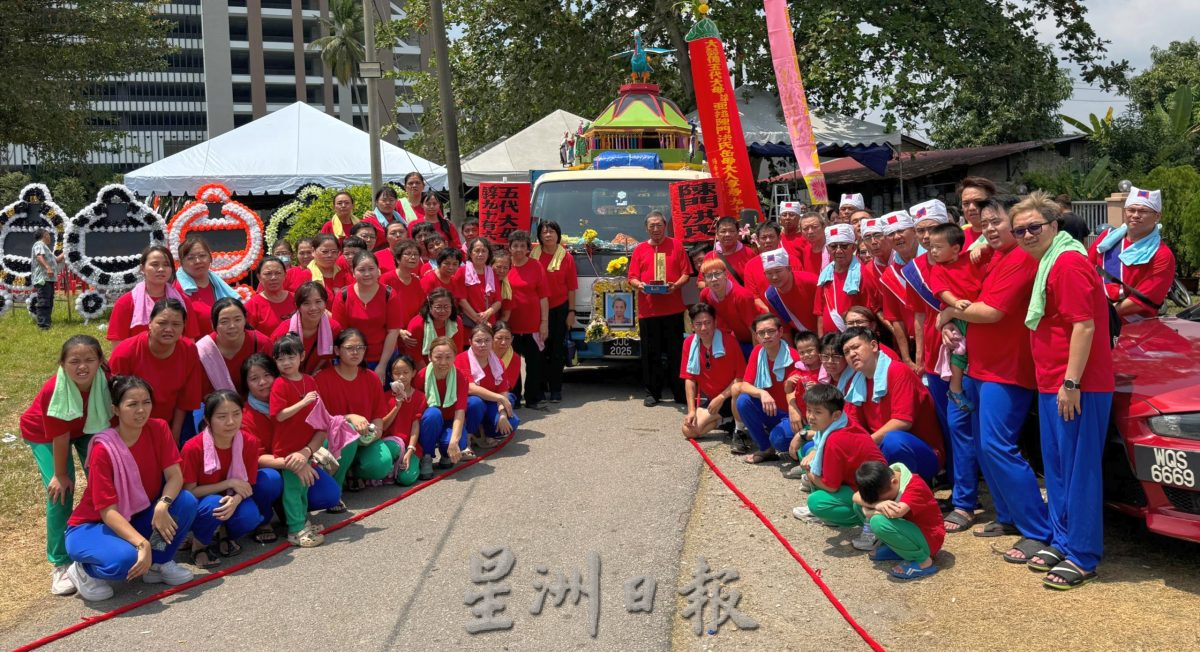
[{"x1": 605, "y1": 291, "x2": 634, "y2": 327}]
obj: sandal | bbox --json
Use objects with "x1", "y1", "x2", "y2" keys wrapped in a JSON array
[
  {"x1": 948, "y1": 391, "x2": 974, "y2": 413},
  {"x1": 1027, "y1": 547, "x2": 1065, "y2": 573},
  {"x1": 743, "y1": 449, "x2": 779, "y2": 465},
  {"x1": 326, "y1": 500, "x2": 348, "y2": 514},
  {"x1": 869, "y1": 545, "x2": 903, "y2": 562},
  {"x1": 943, "y1": 509, "x2": 975, "y2": 533},
  {"x1": 889, "y1": 561, "x2": 940, "y2": 580},
  {"x1": 1003, "y1": 537, "x2": 1045, "y2": 564},
  {"x1": 217, "y1": 537, "x2": 242, "y2": 558},
  {"x1": 460, "y1": 448, "x2": 478, "y2": 461},
  {"x1": 1043, "y1": 562, "x2": 1097, "y2": 590},
  {"x1": 345, "y1": 478, "x2": 366, "y2": 493},
  {"x1": 973, "y1": 521, "x2": 1020, "y2": 538},
  {"x1": 253, "y1": 524, "x2": 277, "y2": 544},
  {"x1": 190, "y1": 545, "x2": 221, "y2": 569}
]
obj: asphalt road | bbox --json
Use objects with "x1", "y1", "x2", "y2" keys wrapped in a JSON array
[{"x1": 1, "y1": 365, "x2": 710, "y2": 651}]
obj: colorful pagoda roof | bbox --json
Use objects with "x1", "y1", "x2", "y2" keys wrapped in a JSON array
[{"x1": 589, "y1": 83, "x2": 691, "y2": 132}]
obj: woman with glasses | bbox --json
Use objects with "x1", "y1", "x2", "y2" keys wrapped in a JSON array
[
  {"x1": 697, "y1": 259, "x2": 761, "y2": 356},
  {"x1": 1009, "y1": 192, "x2": 1113, "y2": 591},
  {"x1": 300, "y1": 234, "x2": 353, "y2": 294},
  {"x1": 315, "y1": 328, "x2": 388, "y2": 492},
  {"x1": 174, "y1": 236, "x2": 242, "y2": 337},
  {"x1": 680, "y1": 303, "x2": 746, "y2": 440},
  {"x1": 245, "y1": 257, "x2": 294, "y2": 334},
  {"x1": 734, "y1": 314, "x2": 798, "y2": 463}
]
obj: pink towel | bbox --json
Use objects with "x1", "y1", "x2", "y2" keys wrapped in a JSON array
[
  {"x1": 463, "y1": 262, "x2": 496, "y2": 296},
  {"x1": 304, "y1": 394, "x2": 359, "y2": 459},
  {"x1": 195, "y1": 335, "x2": 236, "y2": 392},
  {"x1": 468, "y1": 350, "x2": 505, "y2": 385},
  {"x1": 714, "y1": 240, "x2": 744, "y2": 255},
  {"x1": 201, "y1": 427, "x2": 249, "y2": 481},
  {"x1": 794, "y1": 358, "x2": 830, "y2": 385},
  {"x1": 288, "y1": 312, "x2": 332, "y2": 357},
  {"x1": 935, "y1": 323, "x2": 966, "y2": 381},
  {"x1": 130, "y1": 281, "x2": 185, "y2": 330},
  {"x1": 87, "y1": 428, "x2": 151, "y2": 520}
]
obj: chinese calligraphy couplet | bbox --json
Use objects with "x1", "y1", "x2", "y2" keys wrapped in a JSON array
[
  {"x1": 669, "y1": 177, "x2": 727, "y2": 244},
  {"x1": 478, "y1": 182, "x2": 532, "y2": 246}
]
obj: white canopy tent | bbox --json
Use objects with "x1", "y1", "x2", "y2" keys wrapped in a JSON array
[
  {"x1": 124, "y1": 102, "x2": 448, "y2": 196},
  {"x1": 459, "y1": 109, "x2": 588, "y2": 185}
]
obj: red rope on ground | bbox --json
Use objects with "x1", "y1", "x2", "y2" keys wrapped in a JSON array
[
  {"x1": 14, "y1": 431, "x2": 516, "y2": 652},
  {"x1": 687, "y1": 439, "x2": 886, "y2": 652}
]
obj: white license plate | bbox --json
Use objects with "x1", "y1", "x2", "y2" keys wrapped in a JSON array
[{"x1": 1133, "y1": 445, "x2": 1199, "y2": 489}]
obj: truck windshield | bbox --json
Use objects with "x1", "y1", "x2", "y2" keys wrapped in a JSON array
[{"x1": 532, "y1": 178, "x2": 676, "y2": 251}]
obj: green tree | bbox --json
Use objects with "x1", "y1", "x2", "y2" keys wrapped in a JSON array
[
  {"x1": 384, "y1": 0, "x2": 1127, "y2": 160},
  {"x1": 1141, "y1": 165, "x2": 1200, "y2": 277},
  {"x1": 0, "y1": 0, "x2": 172, "y2": 163},
  {"x1": 1128, "y1": 39, "x2": 1200, "y2": 113},
  {"x1": 310, "y1": 0, "x2": 365, "y2": 125},
  {"x1": 286, "y1": 185, "x2": 375, "y2": 244}
]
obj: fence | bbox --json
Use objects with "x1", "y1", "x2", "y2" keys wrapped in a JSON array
[{"x1": 1071, "y1": 200, "x2": 1108, "y2": 235}]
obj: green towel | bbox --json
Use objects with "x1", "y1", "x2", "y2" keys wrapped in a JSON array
[
  {"x1": 424, "y1": 364, "x2": 458, "y2": 409},
  {"x1": 45, "y1": 367, "x2": 112, "y2": 434},
  {"x1": 1025, "y1": 231, "x2": 1088, "y2": 331}
]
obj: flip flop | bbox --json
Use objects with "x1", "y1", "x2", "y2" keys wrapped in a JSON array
[
  {"x1": 869, "y1": 545, "x2": 903, "y2": 562},
  {"x1": 190, "y1": 545, "x2": 221, "y2": 569},
  {"x1": 973, "y1": 520, "x2": 1020, "y2": 538},
  {"x1": 1003, "y1": 537, "x2": 1045, "y2": 564},
  {"x1": 943, "y1": 509, "x2": 975, "y2": 534},
  {"x1": 1043, "y1": 562, "x2": 1097, "y2": 590},
  {"x1": 1027, "y1": 547, "x2": 1065, "y2": 573},
  {"x1": 889, "y1": 561, "x2": 939, "y2": 580},
  {"x1": 217, "y1": 537, "x2": 242, "y2": 558},
  {"x1": 743, "y1": 449, "x2": 779, "y2": 464},
  {"x1": 253, "y1": 525, "x2": 277, "y2": 544}
]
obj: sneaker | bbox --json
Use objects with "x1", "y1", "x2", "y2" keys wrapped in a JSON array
[
  {"x1": 643, "y1": 396, "x2": 659, "y2": 407},
  {"x1": 792, "y1": 505, "x2": 813, "y2": 520},
  {"x1": 785, "y1": 464, "x2": 809, "y2": 480},
  {"x1": 287, "y1": 522, "x2": 325, "y2": 548},
  {"x1": 311, "y1": 447, "x2": 340, "y2": 475},
  {"x1": 419, "y1": 455, "x2": 434, "y2": 481},
  {"x1": 730, "y1": 429, "x2": 752, "y2": 455},
  {"x1": 143, "y1": 560, "x2": 194, "y2": 586},
  {"x1": 51, "y1": 564, "x2": 77, "y2": 596},
  {"x1": 852, "y1": 525, "x2": 878, "y2": 551},
  {"x1": 66, "y1": 562, "x2": 112, "y2": 601},
  {"x1": 798, "y1": 474, "x2": 814, "y2": 493},
  {"x1": 549, "y1": 392, "x2": 562, "y2": 403}
]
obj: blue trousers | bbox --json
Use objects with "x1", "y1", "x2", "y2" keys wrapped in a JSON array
[
  {"x1": 192, "y1": 469, "x2": 284, "y2": 546},
  {"x1": 736, "y1": 394, "x2": 786, "y2": 452},
  {"x1": 1038, "y1": 391, "x2": 1111, "y2": 572},
  {"x1": 880, "y1": 431, "x2": 940, "y2": 486},
  {"x1": 769, "y1": 420, "x2": 801, "y2": 459},
  {"x1": 305, "y1": 466, "x2": 341, "y2": 511},
  {"x1": 927, "y1": 373, "x2": 972, "y2": 505},
  {"x1": 968, "y1": 378, "x2": 1050, "y2": 542},
  {"x1": 419, "y1": 407, "x2": 472, "y2": 456},
  {"x1": 466, "y1": 394, "x2": 522, "y2": 439},
  {"x1": 65, "y1": 490, "x2": 199, "y2": 581}
]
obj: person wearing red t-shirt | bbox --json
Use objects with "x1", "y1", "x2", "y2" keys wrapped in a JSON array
[
  {"x1": 406, "y1": 191, "x2": 462, "y2": 250},
  {"x1": 777, "y1": 202, "x2": 807, "y2": 258},
  {"x1": 957, "y1": 176, "x2": 994, "y2": 249},
  {"x1": 283, "y1": 238, "x2": 316, "y2": 292},
  {"x1": 734, "y1": 314, "x2": 799, "y2": 463},
  {"x1": 347, "y1": 220, "x2": 382, "y2": 256},
  {"x1": 740, "y1": 222, "x2": 780, "y2": 296},
  {"x1": 878, "y1": 212, "x2": 921, "y2": 369},
  {"x1": 174, "y1": 236, "x2": 244, "y2": 339},
  {"x1": 1088, "y1": 186, "x2": 1176, "y2": 322},
  {"x1": 182, "y1": 391, "x2": 282, "y2": 567},
  {"x1": 781, "y1": 331, "x2": 826, "y2": 453},
  {"x1": 759, "y1": 247, "x2": 820, "y2": 336},
  {"x1": 927, "y1": 223, "x2": 983, "y2": 411},
  {"x1": 796, "y1": 384, "x2": 886, "y2": 528},
  {"x1": 840, "y1": 328, "x2": 944, "y2": 485},
  {"x1": 627, "y1": 212, "x2": 690, "y2": 407},
  {"x1": 412, "y1": 337, "x2": 471, "y2": 481},
  {"x1": 109, "y1": 300, "x2": 203, "y2": 444},
  {"x1": 815, "y1": 224, "x2": 879, "y2": 336},
  {"x1": 295, "y1": 234, "x2": 353, "y2": 294},
  {"x1": 492, "y1": 321, "x2": 523, "y2": 396},
  {"x1": 456, "y1": 237, "x2": 503, "y2": 327},
  {"x1": 407, "y1": 288, "x2": 467, "y2": 367},
  {"x1": 1013, "y1": 194, "x2": 1113, "y2": 590},
  {"x1": 314, "y1": 329, "x2": 390, "y2": 488},
  {"x1": 381, "y1": 355, "x2": 425, "y2": 486},
  {"x1": 458, "y1": 324, "x2": 520, "y2": 446},
  {"x1": 680, "y1": 304, "x2": 747, "y2": 439},
  {"x1": 501, "y1": 231, "x2": 551, "y2": 408},
  {"x1": 376, "y1": 223, "x2": 408, "y2": 275},
  {"x1": 331, "y1": 250, "x2": 404, "y2": 380},
  {"x1": 21, "y1": 336, "x2": 111, "y2": 595},
  {"x1": 270, "y1": 282, "x2": 344, "y2": 376},
  {"x1": 319, "y1": 191, "x2": 384, "y2": 246},
  {"x1": 107, "y1": 246, "x2": 205, "y2": 342},
  {"x1": 853, "y1": 461, "x2": 945, "y2": 580},
  {"x1": 245, "y1": 257, "x2": 294, "y2": 335},
  {"x1": 703, "y1": 217, "x2": 756, "y2": 286},
  {"x1": 197, "y1": 298, "x2": 274, "y2": 397},
  {"x1": 935, "y1": 198, "x2": 1050, "y2": 551},
  {"x1": 697, "y1": 260, "x2": 763, "y2": 355},
  {"x1": 798, "y1": 213, "x2": 828, "y2": 274},
  {"x1": 64, "y1": 378, "x2": 199, "y2": 601},
  {"x1": 421, "y1": 248, "x2": 466, "y2": 300},
  {"x1": 533, "y1": 221, "x2": 579, "y2": 403}
]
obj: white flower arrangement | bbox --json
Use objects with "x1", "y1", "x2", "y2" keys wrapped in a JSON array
[
  {"x1": 265, "y1": 183, "x2": 324, "y2": 247},
  {"x1": 64, "y1": 184, "x2": 166, "y2": 292},
  {"x1": 0, "y1": 289, "x2": 13, "y2": 317},
  {"x1": 0, "y1": 183, "x2": 66, "y2": 292},
  {"x1": 75, "y1": 290, "x2": 108, "y2": 321},
  {"x1": 167, "y1": 183, "x2": 264, "y2": 283}
]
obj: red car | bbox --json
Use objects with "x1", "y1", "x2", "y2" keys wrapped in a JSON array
[{"x1": 1105, "y1": 303, "x2": 1200, "y2": 543}]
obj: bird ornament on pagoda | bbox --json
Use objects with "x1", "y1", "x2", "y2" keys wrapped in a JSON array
[{"x1": 609, "y1": 29, "x2": 675, "y2": 83}]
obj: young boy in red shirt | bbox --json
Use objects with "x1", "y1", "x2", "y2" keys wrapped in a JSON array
[
  {"x1": 928, "y1": 223, "x2": 982, "y2": 412},
  {"x1": 853, "y1": 460, "x2": 945, "y2": 580}
]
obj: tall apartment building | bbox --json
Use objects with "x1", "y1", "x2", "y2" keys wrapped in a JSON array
[{"x1": 7, "y1": 0, "x2": 428, "y2": 170}]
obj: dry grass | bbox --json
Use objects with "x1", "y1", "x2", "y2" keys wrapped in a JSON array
[{"x1": 0, "y1": 297, "x2": 113, "y2": 627}]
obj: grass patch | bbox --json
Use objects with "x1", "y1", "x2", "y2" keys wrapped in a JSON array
[{"x1": 0, "y1": 296, "x2": 112, "y2": 627}]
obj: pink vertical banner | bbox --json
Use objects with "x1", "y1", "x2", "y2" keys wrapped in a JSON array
[{"x1": 763, "y1": 0, "x2": 828, "y2": 205}]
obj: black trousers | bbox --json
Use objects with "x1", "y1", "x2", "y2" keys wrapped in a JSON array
[
  {"x1": 639, "y1": 312, "x2": 685, "y2": 401},
  {"x1": 543, "y1": 301, "x2": 570, "y2": 395},
  {"x1": 34, "y1": 281, "x2": 54, "y2": 328},
  {"x1": 512, "y1": 332, "x2": 546, "y2": 405}
]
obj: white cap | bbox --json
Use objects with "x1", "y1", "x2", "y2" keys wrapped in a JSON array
[
  {"x1": 881, "y1": 211, "x2": 915, "y2": 234},
  {"x1": 861, "y1": 218, "x2": 885, "y2": 236},
  {"x1": 909, "y1": 199, "x2": 949, "y2": 225},
  {"x1": 1125, "y1": 186, "x2": 1162, "y2": 213},
  {"x1": 779, "y1": 201, "x2": 803, "y2": 216},
  {"x1": 839, "y1": 193, "x2": 865, "y2": 210},
  {"x1": 760, "y1": 248, "x2": 790, "y2": 271},
  {"x1": 824, "y1": 224, "x2": 856, "y2": 246}
]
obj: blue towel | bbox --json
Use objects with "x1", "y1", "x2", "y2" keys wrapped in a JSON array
[
  {"x1": 891, "y1": 245, "x2": 926, "y2": 267},
  {"x1": 844, "y1": 353, "x2": 892, "y2": 406},
  {"x1": 176, "y1": 268, "x2": 240, "y2": 301},
  {"x1": 809, "y1": 412, "x2": 849, "y2": 477},
  {"x1": 1096, "y1": 224, "x2": 1162, "y2": 266},
  {"x1": 817, "y1": 256, "x2": 862, "y2": 294},
  {"x1": 686, "y1": 331, "x2": 726, "y2": 376},
  {"x1": 753, "y1": 345, "x2": 793, "y2": 390}
]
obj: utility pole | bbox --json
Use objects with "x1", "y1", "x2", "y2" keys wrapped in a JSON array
[
  {"x1": 362, "y1": 0, "x2": 382, "y2": 193},
  {"x1": 429, "y1": 0, "x2": 464, "y2": 222}
]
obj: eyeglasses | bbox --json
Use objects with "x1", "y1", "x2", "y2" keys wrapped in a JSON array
[
  {"x1": 828, "y1": 242, "x2": 855, "y2": 251},
  {"x1": 863, "y1": 233, "x2": 884, "y2": 242},
  {"x1": 845, "y1": 320, "x2": 870, "y2": 328},
  {"x1": 702, "y1": 272, "x2": 726, "y2": 280},
  {"x1": 1124, "y1": 208, "x2": 1157, "y2": 218},
  {"x1": 819, "y1": 354, "x2": 842, "y2": 362},
  {"x1": 1012, "y1": 221, "x2": 1052, "y2": 238},
  {"x1": 183, "y1": 253, "x2": 210, "y2": 263},
  {"x1": 755, "y1": 328, "x2": 779, "y2": 337},
  {"x1": 339, "y1": 345, "x2": 367, "y2": 353}
]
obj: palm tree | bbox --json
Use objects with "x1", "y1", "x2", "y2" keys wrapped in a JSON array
[{"x1": 309, "y1": 0, "x2": 365, "y2": 125}]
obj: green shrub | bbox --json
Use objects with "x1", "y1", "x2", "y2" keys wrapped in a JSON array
[
  {"x1": 1140, "y1": 164, "x2": 1200, "y2": 277},
  {"x1": 286, "y1": 185, "x2": 376, "y2": 244}
]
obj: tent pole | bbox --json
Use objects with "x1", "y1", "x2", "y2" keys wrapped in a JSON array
[
  {"x1": 363, "y1": 0, "x2": 382, "y2": 193},
  {"x1": 430, "y1": 0, "x2": 464, "y2": 223}
]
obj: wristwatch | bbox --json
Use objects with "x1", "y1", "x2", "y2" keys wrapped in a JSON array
[
  {"x1": 1063, "y1": 378, "x2": 1080, "y2": 391},
  {"x1": 159, "y1": 495, "x2": 174, "y2": 506}
]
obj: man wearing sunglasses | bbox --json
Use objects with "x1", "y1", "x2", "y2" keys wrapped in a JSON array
[
  {"x1": 878, "y1": 211, "x2": 921, "y2": 373},
  {"x1": 798, "y1": 212, "x2": 828, "y2": 274},
  {"x1": 1087, "y1": 186, "x2": 1176, "y2": 322},
  {"x1": 957, "y1": 176, "x2": 995, "y2": 248},
  {"x1": 815, "y1": 224, "x2": 880, "y2": 336}
]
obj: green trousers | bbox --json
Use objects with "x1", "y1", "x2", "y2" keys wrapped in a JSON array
[
  {"x1": 28, "y1": 437, "x2": 91, "y2": 566},
  {"x1": 281, "y1": 470, "x2": 310, "y2": 534},
  {"x1": 330, "y1": 440, "x2": 360, "y2": 488},
  {"x1": 352, "y1": 439, "x2": 402, "y2": 481},
  {"x1": 807, "y1": 485, "x2": 866, "y2": 527},
  {"x1": 869, "y1": 514, "x2": 931, "y2": 562}
]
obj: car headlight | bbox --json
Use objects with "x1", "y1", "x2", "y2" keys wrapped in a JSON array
[{"x1": 1147, "y1": 413, "x2": 1200, "y2": 441}]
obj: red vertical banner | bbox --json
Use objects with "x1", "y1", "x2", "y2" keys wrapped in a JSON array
[
  {"x1": 670, "y1": 177, "x2": 727, "y2": 244},
  {"x1": 477, "y1": 182, "x2": 532, "y2": 245},
  {"x1": 687, "y1": 18, "x2": 763, "y2": 221}
]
